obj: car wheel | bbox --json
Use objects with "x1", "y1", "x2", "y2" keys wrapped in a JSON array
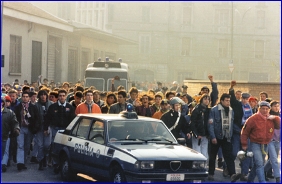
[
  {"x1": 111, "y1": 165, "x2": 126, "y2": 183},
  {"x1": 60, "y1": 155, "x2": 76, "y2": 182}
]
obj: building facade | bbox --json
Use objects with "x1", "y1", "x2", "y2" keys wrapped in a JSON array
[
  {"x1": 106, "y1": 2, "x2": 281, "y2": 83},
  {"x1": 30, "y1": 1, "x2": 281, "y2": 83},
  {"x1": 2, "y1": 2, "x2": 136, "y2": 84}
]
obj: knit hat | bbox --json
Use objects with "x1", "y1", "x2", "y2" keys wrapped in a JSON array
[
  {"x1": 5, "y1": 95, "x2": 11, "y2": 102},
  {"x1": 248, "y1": 97, "x2": 257, "y2": 102},
  {"x1": 241, "y1": 93, "x2": 250, "y2": 99},
  {"x1": 259, "y1": 101, "x2": 270, "y2": 108}
]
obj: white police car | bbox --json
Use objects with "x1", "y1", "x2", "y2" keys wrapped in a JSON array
[{"x1": 52, "y1": 107, "x2": 208, "y2": 182}]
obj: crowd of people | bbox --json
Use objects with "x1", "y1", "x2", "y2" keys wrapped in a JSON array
[{"x1": 1, "y1": 75, "x2": 280, "y2": 183}]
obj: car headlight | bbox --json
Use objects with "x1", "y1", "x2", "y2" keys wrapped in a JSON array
[
  {"x1": 134, "y1": 161, "x2": 154, "y2": 169},
  {"x1": 192, "y1": 161, "x2": 206, "y2": 169}
]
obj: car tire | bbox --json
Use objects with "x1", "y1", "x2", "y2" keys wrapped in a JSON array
[
  {"x1": 111, "y1": 165, "x2": 126, "y2": 183},
  {"x1": 60, "y1": 155, "x2": 76, "y2": 182}
]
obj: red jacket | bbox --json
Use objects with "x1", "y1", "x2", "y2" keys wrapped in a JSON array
[{"x1": 241, "y1": 112, "x2": 280, "y2": 148}]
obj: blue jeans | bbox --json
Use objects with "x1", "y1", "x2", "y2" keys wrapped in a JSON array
[
  {"x1": 50, "y1": 126, "x2": 62, "y2": 165},
  {"x1": 36, "y1": 127, "x2": 52, "y2": 162},
  {"x1": 264, "y1": 140, "x2": 280, "y2": 178},
  {"x1": 2, "y1": 138, "x2": 10, "y2": 165},
  {"x1": 231, "y1": 133, "x2": 240, "y2": 160},
  {"x1": 17, "y1": 126, "x2": 33, "y2": 164},
  {"x1": 31, "y1": 134, "x2": 38, "y2": 158},
  {"x1": 241, "y1": 139, "x2": 252, "y2": 175},
  {"x1": 1, "y1": 141, "x2": 7, "y2": 161},
  {"x1": 248, "y1": 142, "x2": 268, "y2": 183}
]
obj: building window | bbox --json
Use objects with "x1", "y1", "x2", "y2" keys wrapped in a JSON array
[
  {"x1": 181, "y1": 37, "x2": 191, "y2": 56},
  {"x1": 215, "y1": 9, "x2": 229, "y2": 26},
  {"x1": 94, "y1": 10, "x2": 99, "y2": 27},
  {"x1": 108, "y1": 4, "x2": 114, "y2": 22},
  {"x1": 183, "y1": 6, "x2": 192, "y2": 24},
  {"x1": 88, "y1": 10, "x2": 93, "y2": 25},
  {"x1": 77, "y1": 10, "x2": 81, "y2": 22},
  {"x1": 88, "y1": 2, "x2": 93, "y2": 9},
  {"x1": 58, "y1": 2, "x2": 71, "y2": 20},
  {"x1": 93, "y1": 50, "x2": 99, "y2": 61},
  {"x1": 82, "y1": 11, "x2": 86, "y2": 24},
  {"x1": 9, "y1": 35, "x2": 22, "y2": 74},
  {"x1": 255, "y1": 40, "x2": 264, "y2": 59},
  {"x1": 257, "y1": 10, "x2": 265, "y2": 28},
  {"x1": 100, "y1": 10, "x2": 104, "y2": 29},
  {"x1": 218, "y1": 39, "x2": 229, "y2": 58},
  {"x1": 139, "y1": 35, "x2": 151, "y2": 54},
  {"x1": 142, "y1": 6, "x2": 150, "y2": 23}
]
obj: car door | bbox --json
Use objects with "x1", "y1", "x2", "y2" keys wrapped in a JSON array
[
  {"x1": 68, "y1": 117, "x2": 92, "y2": 172},
  {"x1": 85, "y1": 119, "x2": 107, "y2": 177}
]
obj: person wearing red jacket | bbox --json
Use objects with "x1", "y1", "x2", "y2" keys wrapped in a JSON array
[{"x1": 241, "y1": 101, "x2": 280, "y2": 182}]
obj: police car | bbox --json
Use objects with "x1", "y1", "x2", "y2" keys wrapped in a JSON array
[{"x1": 52, "y1": 106, "x2": 208, "y2": 182}]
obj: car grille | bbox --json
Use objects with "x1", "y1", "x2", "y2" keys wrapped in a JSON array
[{"x1": 154, "y1": 161, "x2": 193, "y2": 171}]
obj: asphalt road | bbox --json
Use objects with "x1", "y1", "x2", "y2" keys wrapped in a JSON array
[{"x1": 1, "y1": 154, "x2": 280, "y2": 183}]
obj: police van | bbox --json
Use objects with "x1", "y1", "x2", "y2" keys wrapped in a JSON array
[
  {"x1": 51, "y1": 105, "x2": 208, "y2": 182},
  {"x1": 84, "y1": 58, "x2": 129, "y2": 91}
]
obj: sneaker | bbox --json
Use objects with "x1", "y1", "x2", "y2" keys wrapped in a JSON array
[
  {"x1": 267, "y1": 173, "x2": 275, "y2": 179},
  {"x1": 2, "y1": 164, "x2": 7, "y2": 173},
  {"x1": 30, "y1": 156, "x2": 39, "y2": 163},
  {"x1": 231, "y1": 173, "x2": 241, "y2": 182},
  {"x1": 208, "y1": 175, "x2": 214, "y2": 181},
  {"x1": 240, "y1": 174, "x2": 248, "y2": 181},
  {"x1": 17, "y1": 163, "x2": 27, "y2": 171},
  {"x1": 223, "y1": 167, "x2": 229, "y2": 177}
]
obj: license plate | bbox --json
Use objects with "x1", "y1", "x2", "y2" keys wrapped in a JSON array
[{"x1": 166, "y1": 174, "x2": 184, "y2": 181}]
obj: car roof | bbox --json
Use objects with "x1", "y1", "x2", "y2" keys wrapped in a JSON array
[{"x1": 77, "y1": 113, "x2": 163, "y2": 122}]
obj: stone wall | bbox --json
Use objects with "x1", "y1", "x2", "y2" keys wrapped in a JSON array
[{"x1": 184, "y1": 80, "x2": 281, "y2": 102}]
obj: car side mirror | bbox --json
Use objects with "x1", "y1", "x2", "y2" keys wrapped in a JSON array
[{"x1": 177, "y1": 138, "x2": 186, "y2": 145}]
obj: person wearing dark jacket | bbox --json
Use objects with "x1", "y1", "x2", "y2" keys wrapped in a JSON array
[
  {"x1": 14, "y1": 91, "x2": 40, "y2": 171},
  {"x1": 229, "y1": 80, "x2": 253, "y2": 181},
  {"x1": 109, "y1": 90, "x2": 134, "y2": 114},
  {"x1": 190, "y1": 94, "x2": 211, "y2": 161},
  {"x1": 1, "y1": 96, "x2": 20, "y2": 160},
  {"x1": 34, "y1": 90, "x2": 53, "y2": 170},
  {"x1": 44, "y1": 89, "x2": 75, "y2": 172},
  {"x1": 135, "y1": 94, "x2": 155, "y2": 117},
  {"x1": 161, "y1": 97, "x2": 191, "y2": 141}
]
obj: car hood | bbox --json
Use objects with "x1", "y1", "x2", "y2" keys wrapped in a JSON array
[{"x1": 109, "y1": 143, "x2": 206, "y2": 161}]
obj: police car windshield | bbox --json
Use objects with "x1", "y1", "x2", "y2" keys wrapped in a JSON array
[{"x1": 108, "y1": 120, "x2": 176, "y2": 143}]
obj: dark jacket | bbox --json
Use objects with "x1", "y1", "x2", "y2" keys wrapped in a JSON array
[
  {"x1": 14, "y1": 102, "x2": 40, "y2": 134},
  {"x1": 109, "y1": 102, "x2": 134, "y2": 114},
  {"x1": 210, "y1": 82, "x2": 219, "y2": 107},
  {"x1": 161, "y1": 110, "x2": 191, "y2": 139},
  {"x1": 35, "y1": 100, "x2": 53, "y2": 131},
  {"x1": 229, "y1": 88, "x2": 244, "y2": 134},
  {"x1": 190, "y1": 104, "x2": 210, "y2": 138},
  {"x1": 135, "y1": 105, "x2": 155, "y2": 117},
  {"x1": 44, "y1": 101, "x2": 76, "y2": 130},
  {"x1": 2, "y1": 107, "x2": 20, "y2": 141}
]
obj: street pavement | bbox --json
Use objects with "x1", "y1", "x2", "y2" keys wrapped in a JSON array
[{"x1": 1, "y1": 153, "x2": 280, "y2": 183}]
